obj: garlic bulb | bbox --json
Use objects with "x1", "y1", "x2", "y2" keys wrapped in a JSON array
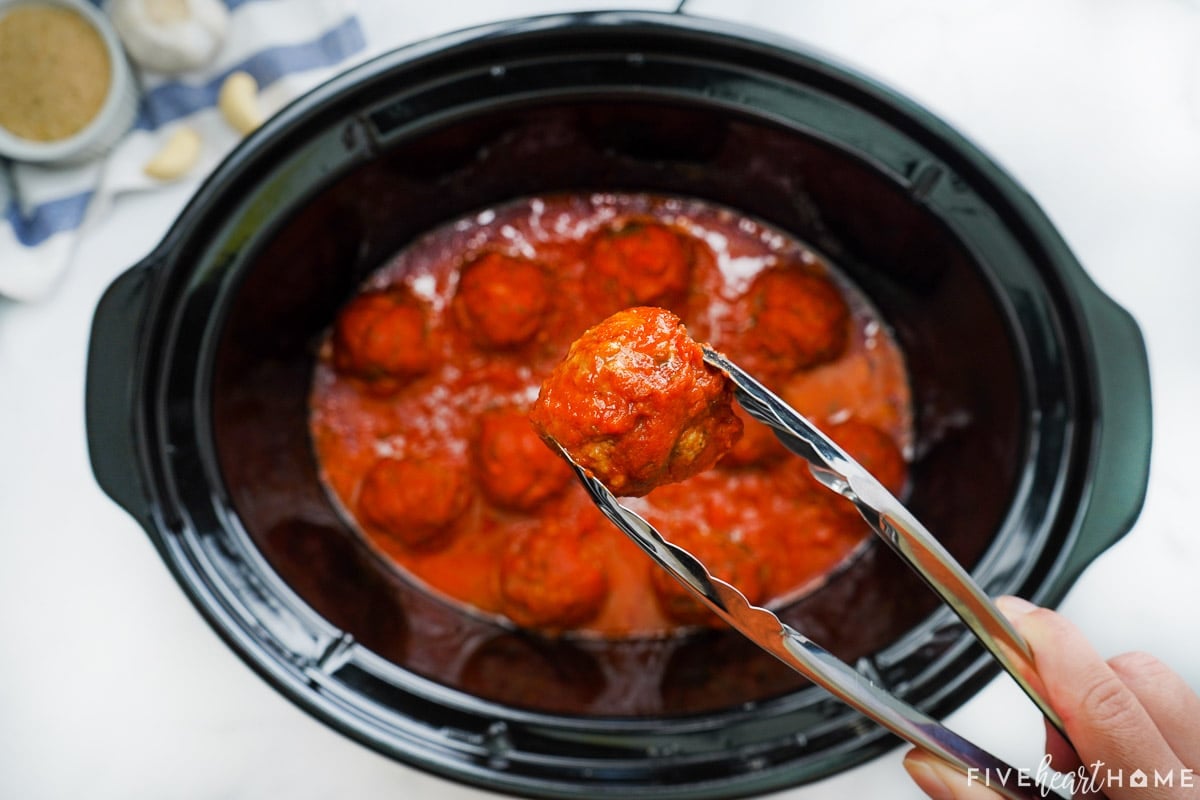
[{"x1": 108, "y1": 0, "x2": 229, "y2": 75}]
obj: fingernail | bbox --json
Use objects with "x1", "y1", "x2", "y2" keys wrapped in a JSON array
[
  {"x1": 996, "y1": 595, "x2": 1038, "y2": 619},
  {"x1": 903, "y1": 751, "x2": 957, "y2": 800}
]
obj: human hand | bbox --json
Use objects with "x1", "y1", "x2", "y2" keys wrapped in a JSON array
[{"x1": 903, "y1": 596, "x2": 1200, "y2": 799}]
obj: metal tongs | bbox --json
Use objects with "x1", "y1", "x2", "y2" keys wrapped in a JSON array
[{"x1": 557, "y1": 346, "x2": 1068, "y2": 800}]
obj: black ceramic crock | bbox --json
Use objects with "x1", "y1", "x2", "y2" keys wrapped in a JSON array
[{"x1": 85, "y1": 12, "x2": 1152, "y2": 800}]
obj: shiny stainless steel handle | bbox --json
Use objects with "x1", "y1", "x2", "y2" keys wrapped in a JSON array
[
  {"x1": 560, "y1": 449, "x2": 1054, "y2": 800},
  {"x1": 702, "y1": 347, "x2": 1065, "y2": 738}
]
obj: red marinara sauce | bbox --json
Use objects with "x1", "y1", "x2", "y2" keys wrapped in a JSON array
[{"x1": 309, "y1": 193, "x2": 912, "y2": 638}]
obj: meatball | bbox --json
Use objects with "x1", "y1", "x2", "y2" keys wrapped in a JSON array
[
  {"x1": 727, "y1": 266, "x2": 850, "y2": 381},
  {"x1": 530, "y1": 306, "x2": 743, "y2": 497},
  {"x1": 357, "y1": 455, "x2": 471, "y2": 550},
  {"x1": 455, "y1": 252, "x2": 550, "y2": 348},
  {"x1": 500, "y1": 524, "x2": 610, "y2": 632},
  {"x1": 756, "y1": 499, "x2": 865, "y2": 599},
  {"x1": 825, "y1": 418, "x2": 907, "y2": 496},
  {"x1": 584, "y1": 221, "x2": 693, "y2": 315},
  {"x1": 333, "y1": 288, "x2": 436, "y2": 385},
  {"x1": 719, "y1": 406, "x2": 788, "y2": 468},
  {"x1": 475, "y1": 408, "x2": 573, "y2": 511},
  {"x1": 649, "y1": 518, "x2": 764, "y2": 626}
]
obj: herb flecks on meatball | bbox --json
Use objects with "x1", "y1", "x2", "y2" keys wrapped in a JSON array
[
  {"x1": 357, "y1": 455, "x2": 471, "y2": 550},
  {"x1": 584, "y1": 222, "x2": 693, "y2": 317},
  {"x1": 475, "y1": 408, "x2": 573, "y2": 511},
  {"x1": 500, "y1": 523, "x2": 610, "y2": 631},
  {"x1": 530, "y1": 306, "x2": 742, "y2": 497},
  {"x1": 647, "y1": 517, "x2": 765, "y2": 626},
  {"x1": 333, "y1": 288, "x2": 437, "y2": 387},
  {"x1": 455, "y1": 252, "x2": 550, "y2": 348},
  {"x1": 727, "y1": 267, "x2": 850, "y2": 382}
]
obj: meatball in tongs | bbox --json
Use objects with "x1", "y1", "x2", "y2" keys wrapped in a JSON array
[{"x1": 531, "y1": 305, "x2": 1067, "y2": 800}]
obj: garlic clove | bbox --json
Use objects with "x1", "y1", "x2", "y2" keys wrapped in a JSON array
[
  {"x1": 143, "y1": 125, "x2": 202, "y2": 180},
  {"x1": 218, "y1": 71, "x2": 264, "y2": 136},
  {"x1": 108, "y1": 0, "x2": 229, "y2": 75}
]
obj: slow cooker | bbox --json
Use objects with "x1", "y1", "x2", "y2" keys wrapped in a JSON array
[{"x1": 85, "y1": 12, "x2": 1151, "y2": 799}]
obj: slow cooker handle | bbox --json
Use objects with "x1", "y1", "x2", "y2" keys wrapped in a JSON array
[
  {"x1": 1056, "y1": 286, "x2": 1152, "y2": 588},
  {"x1": 86, "y1": 257, "x2": 159, "y2": 530}
]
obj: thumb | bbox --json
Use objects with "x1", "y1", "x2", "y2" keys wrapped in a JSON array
[{"x1": 904, "y1": 749, "x2": 1008, "y2": 800}]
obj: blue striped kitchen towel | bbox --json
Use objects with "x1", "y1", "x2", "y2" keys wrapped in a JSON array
[{"x1": 0, "y1": 0, "x2": 367, "y2": 301}]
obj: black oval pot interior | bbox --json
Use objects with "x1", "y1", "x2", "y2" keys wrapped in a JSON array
[{"x1": 85, "y1": 12, "x2": 1151, "y2": 800}]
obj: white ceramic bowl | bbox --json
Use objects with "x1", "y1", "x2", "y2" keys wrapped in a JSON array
[{"x1": 0, "y1": 0, "x2": 137, "y2": 165}]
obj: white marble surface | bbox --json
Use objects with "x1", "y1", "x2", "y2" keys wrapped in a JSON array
[{"x1": 1, "y1": 1, "x2": 1198, "y2": 797}]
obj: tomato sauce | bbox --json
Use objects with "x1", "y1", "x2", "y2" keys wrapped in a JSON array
[{"x1": 308, "y1": 193, "x2": 912, "y2": 638}]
